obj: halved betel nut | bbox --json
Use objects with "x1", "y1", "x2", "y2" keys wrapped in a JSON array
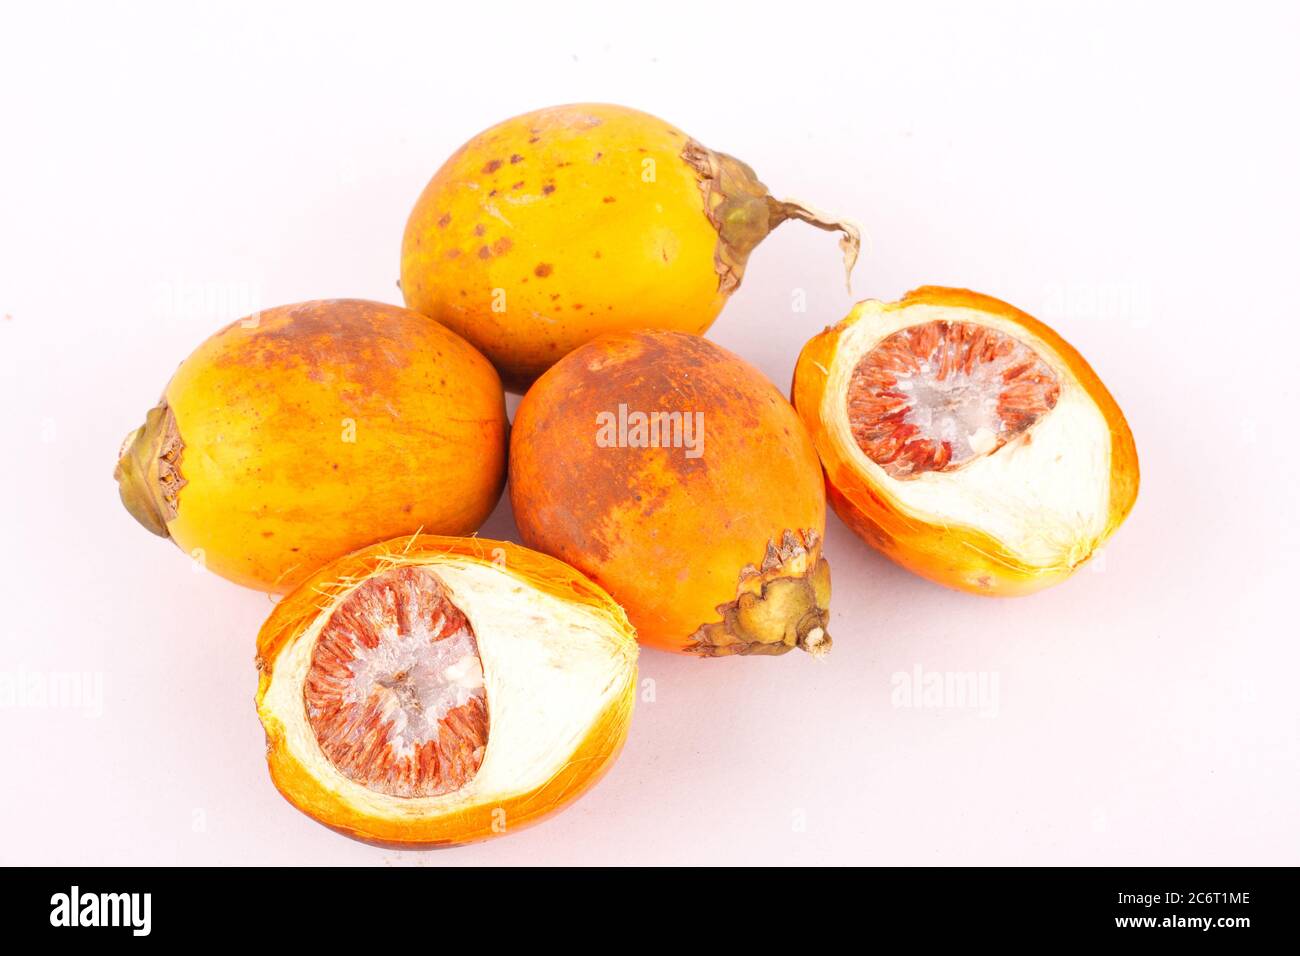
[
  {"x1": 255, "y1": 535, "x2": 638, "y2": 846},
  {"x1": 793, "y1": 286, "x2": 1139, "y2": 595}
]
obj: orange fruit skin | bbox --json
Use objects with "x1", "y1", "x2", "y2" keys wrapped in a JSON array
[
  {"x1": 400, "y1": 103, "x2": 726, "y2": 390},
  {"x1": 255, "y1": 535, "x2": 637, "y2": 848},
  {"x1": 510, "y1": 330, "x2": 827, "y2": 653},
  {"x1": 792, "y1": 286, "x2": 1139, "y2": 596},
  {"x1": 160, "y1": 300, "x2": 507, "y2": 593}
]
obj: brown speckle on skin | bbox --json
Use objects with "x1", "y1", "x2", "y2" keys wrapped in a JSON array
[
  {"x1": 542, "y1": 184, "x2": 556, "y2": 195},
  {"x1": 211, "y1": 300, "x2": 423, "y2": 390},
  {"x1": 492, "y1": 237, "x2": 513, "y2": 255},
  {"x1": 437, "y1": 213, "x2": 451, "y2": 228},
  {"x1": 594, "y1": 251, "x2": 602, "y2": 258},
  {"x1": 528, "y1": 136, "x2": 540, "y2": 144},
  {"x1": 602, "y1": 196, "x2": 616, "y2": 203},
  {"x1": 512, "y1": 181, "x2": 525, "y2": 190},
  {"x1": 509, "y1": 154, "x2": 523, "y2": 164},
  {"x1": 488, "y1": 189, "x2": 498, "y2": 197},
  {"x1": 474, "y1": 223, "x2": 486, "y2": 237},
  {"x1": 594, "y1": 151, "x2": 603, "y2": 160},
  {"x1": 511, "y1": 331, "x2": 742, "y2": 564},
  {"x1": 478, "y1": 246, "x2": 491, "y2": 259},
  {"x1": 482, "y1": 159, "x2": 503, "y2": 173},
  {"x1": 446, "y1": 249, "x2": 461, "y2": 259},
  {"x1": 535, "y1": 263, "x2": 553, "y2": 277}
]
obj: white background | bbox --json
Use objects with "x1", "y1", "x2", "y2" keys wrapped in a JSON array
[{"x1": 2, "y1": 1, "x2": 1297, "y2": 865}]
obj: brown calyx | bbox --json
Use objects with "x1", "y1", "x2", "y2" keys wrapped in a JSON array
[
  {"x1": 114, "y1": 402, "x2": 186, "y2": 537},
  {"x1": 681, "y1": 140, "x2": 860, "y2": 295},
  {"x1": 687, "y1": 530, "x2": 832, "y2": 658}
]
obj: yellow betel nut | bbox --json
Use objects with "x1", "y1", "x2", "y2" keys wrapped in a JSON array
[
  {"x1": 401, "y1": 102, "x2": 858, "y2": 390},
  {"x1": 115, "y1": 299, "x2": 508, "y2": 593}
]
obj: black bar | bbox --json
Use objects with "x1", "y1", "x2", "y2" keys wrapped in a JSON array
[{"x1": 2, "y1": 867, "x2": 1289, "y2": 941}]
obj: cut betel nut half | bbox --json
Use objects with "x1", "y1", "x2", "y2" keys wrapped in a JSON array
[
  {"x1": 255, "y1": 535, "x2": 638, "y2": 846},
  {"x1": 792, "y1": 287, "x2": 1139, "y2": 595}
]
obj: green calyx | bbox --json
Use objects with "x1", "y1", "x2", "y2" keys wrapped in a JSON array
[
  {"x1": 687, "y1": 532, "x2": 833, "y2": 659},
  {"x1": 681, "y1": 139, "x2": 861, "y2": 296},
  {"x1": 114, "y1": 402, "x2": 186, "y2": 538}
]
